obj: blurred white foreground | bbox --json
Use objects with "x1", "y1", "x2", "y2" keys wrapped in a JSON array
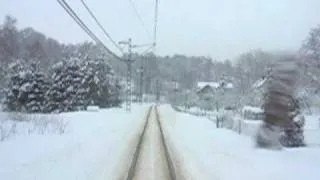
[{"x1": 0, "y1": 104, "x2": 319, "y2": 180}]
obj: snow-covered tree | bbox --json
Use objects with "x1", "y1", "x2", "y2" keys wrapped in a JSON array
[
  {"x1": 4, "y1": 62, "x2": 50, "y2": 113},
  {"x1": 279, "y1": 98, "x2": 306, "y2": 147},
  {"x1": 45, "y1": 57, "x2": 121, "y2": 112},
  {"x1": 44, "y1": 62, "x2": 65, "y2": 112},
  {"x1": 300, "y1": 24, "x2": 320, "y2": 92},
  {"x1": 46, "y1": 59, "x2": 87, "y2": 112},
  {"x1": 81, "y1": 58, "x2": 121, "y2": 108}
]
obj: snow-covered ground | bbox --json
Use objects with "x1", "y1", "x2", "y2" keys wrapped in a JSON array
[
  {"x1": 0, "y1": 104, "x2": 150, "y2": 180},
  {"x1": 1, "y1": 104, "x2": 319, "y2": 180},
  {"x1": 303, "y1": 114, "x2": 320, "y2": 146},
  {"x1": 160, "y1": 105, "x2": 320, "y2": 180}
]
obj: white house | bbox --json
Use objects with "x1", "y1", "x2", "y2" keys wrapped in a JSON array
[
  {"x1": 196, "y1": 81, "x2": 234, "y2": 93},
  {"x1": 196, "y1": 81, "x2": 234, "y2": 110}
]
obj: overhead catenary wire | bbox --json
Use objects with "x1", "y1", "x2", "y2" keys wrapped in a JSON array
[
  {"x1": 57, "y1": 0, "x2": 123, "y2": 61},
  {"x1": 132, "y1": 43, "x2": 154, "y2": 48},
  {"x1": 128, "y1": 0, "x2": 152, "y2": 38},
  {"x1": 80, "y1": 0, "x2": 124, "y2": 53},
  {"x1": 141, "y1": 45, "x2": 154, "y2": 55},
  {"x1": 139, "y1": 0, "x2": 158, "y2": 56}
]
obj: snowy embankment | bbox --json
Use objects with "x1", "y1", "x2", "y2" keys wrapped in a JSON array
[
  {"x1": 160, "y1": 105, "x2": 320, "y2": 180},
  {"x1": 0, "y1": 104, "x2": 150, "y2": 180},
  {"x1": 230, "y1": 112, "x2": 320, "y2": 147}
]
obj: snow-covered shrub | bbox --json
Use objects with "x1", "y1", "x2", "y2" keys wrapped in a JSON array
[
  {"x1": 0, "y1": 120, "x2": 16, "y2": 141},
  {"x1": 0, "y1": 112, "x2": 69, "y2": 138},
  {"x1": 7, "y1": 112, "x2": 30, "y2": 121},
  {"x1": 28, "y1": 114, "x2": 69, "y2": 135}
]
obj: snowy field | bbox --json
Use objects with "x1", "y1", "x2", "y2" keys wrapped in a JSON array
[
  {"x1": 0, "y1": 104, "x2": 150, "y2": 180},
  {"x1": 160, "y1": 105, "x2": 320, "y2": 180},
  {"x1": 1, "y1": 104, "x2": 319, "y2": 180}
]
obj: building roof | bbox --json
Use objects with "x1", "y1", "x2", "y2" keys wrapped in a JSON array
[
  {"x1": 197, "y1": 82, "x2": 220, "y2": 89},
  {"x1": 197, "y1": 81, "x2": 234, "y2": 89},
  {"x1": 197, "y1": 85, "x2": 215, "y2": 94}
]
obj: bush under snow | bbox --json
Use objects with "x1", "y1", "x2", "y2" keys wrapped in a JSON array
[{"x1": 0, "y1": 112, "x2": 69, "y2": 141}]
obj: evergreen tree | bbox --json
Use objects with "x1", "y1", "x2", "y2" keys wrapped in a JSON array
[
  {"x1": 4, "y1": 62, "x2": 49, "y2": 113},
  {"x1": 63, "y1": 60, "x2": 87, "y2": 111},
  {"x1": 25, "y1": 63, "x2": 50, "y2": 112},
  {"x1": 46, "y1": 59, "x2": 87, "y2": 112},
  {"x1": 108, "y1": 79, "x2": 122, "y2": 107},
  {"x1": 81, "y1": 58, "x2": 121, "y2": 108},
  {"x1": 45, "y1": 61, "x2": 65, "y2": 112},
  {"x1": 279, "y1": 98, "x2": 306, "y2": 147},
  {"x1": 4, "y1": 61, "x2": 27, "y2": 112}
]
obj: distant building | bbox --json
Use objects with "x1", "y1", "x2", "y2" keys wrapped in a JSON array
[
  {"x1": 196, "y1": 81, "x2": 234, "y2": 110},
  {"x1": 197, "y1": 82, "x2": 220, "y2": 90},
  {"x1": 196, "y1": 81, "x2": 233, "y2": 94},
  {"x1": 242, "y1": 105, "x2": 264, "y2": 120}
]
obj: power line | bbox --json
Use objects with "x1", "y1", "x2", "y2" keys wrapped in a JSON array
[
  {"x1": 128, "y1": 0, "x2": 151, "y2": 38},
  {"x1": 57, "y1": 0, "x2": 123, "y2": 61},
  {"x1": 80, "y1": 0, "x2": 124, "y2": 53},
  {"x1": 141, "y1": 45, "x2": 154, "y2": 55}
]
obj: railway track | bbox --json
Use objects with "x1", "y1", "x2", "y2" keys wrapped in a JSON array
[{"x1": 124, "y1": 105, "x2": 177, "y2": 180}]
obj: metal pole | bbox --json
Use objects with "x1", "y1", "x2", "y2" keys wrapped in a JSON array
[
  {"x1": 139, "y1": 63, "x2": 144, "y2": 104},
  {"x1": 156, "y1": 79, "x2": 160, "y2": 104},
  {"x1": 126, "y1": 38, "x2": 133, "y2": 112},
  {"x1": 119, "y1": 38, "x2": 154, "y2": 110}
]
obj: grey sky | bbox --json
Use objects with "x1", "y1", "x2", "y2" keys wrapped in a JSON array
[{"x1": 1, "y1": 0, "x2": 320, "y2": 60}]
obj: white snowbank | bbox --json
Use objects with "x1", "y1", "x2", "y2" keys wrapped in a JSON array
[
  {"x1": 0, "y1": 104, "x2": 151, "y2": 180},
  {"x1": 86, "y1": 105, "x2": 100, "y2": 112},
  {"x1": 160, "y1": 105, "x2": 320, "y2": 180}
]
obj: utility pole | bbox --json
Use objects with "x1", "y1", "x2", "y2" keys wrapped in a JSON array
[
  {"x1": 119, "y1": 38, "x2": 133, "y2": 112},
  {"x1": 138, "y1": 63, "x2": 144, "y2": 104},
  {"x1": 119, "y1": 39, "x2": 154, "y2": 111},
  {"x1": 156, "y1": 79, "x2": 160, "y2": 104}
]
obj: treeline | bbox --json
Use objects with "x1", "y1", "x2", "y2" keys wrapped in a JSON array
[
  {"x1": 4, "y1": 58, "x2": 121, "y2": 113},
  {"x1": 1, "y1": 14, "x2": 320, "y2": 110},
  {"x1": 135, "y1": 25, "x2": 320, "y2": 107},
  {"x1": 0, "y1": 16, "x2": 121, "y2": 113}
]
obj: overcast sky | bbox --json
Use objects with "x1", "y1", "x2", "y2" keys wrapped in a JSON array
[{"x1": 1, "y1": 0, "x2": 320, "y2": 60}]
